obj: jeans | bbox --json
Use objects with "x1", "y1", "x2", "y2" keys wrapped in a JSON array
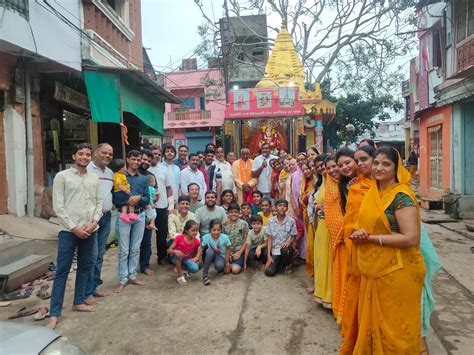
[
  {"x1": 265, "y1": 247, "x2": 292, "y2": 277},
  {"x1": 117, "y1": 212, "x2": 145, "y2": 285},
  {"x1": 139, "y1": 227, "x2": 153, "y2": 272},
  {"x1": 171, "y1": 255, "x2": 200, "y2": 273},
  {"x1": 247, "y1": 246, "x2": 267, "y2": 267},
  {"x1": 50, "y1": 231, "x2": 96, "y2": 317},
  {"x1": 85, "y1": 211, "x2": 112, "y2": 298},
  {"x1": 155, "y1": 207, "x2": 169, "y2": 261},
  {"x1": 202, "y1": 248, "x2": 226, "y2": 278},
  {"x1": 231, "y1": 252, "x2": 245, "y2": 267}
]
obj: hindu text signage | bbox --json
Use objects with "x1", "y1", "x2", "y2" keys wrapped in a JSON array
[{"x1": 225, "y1": 87, "x2": 305, "y2": 119}]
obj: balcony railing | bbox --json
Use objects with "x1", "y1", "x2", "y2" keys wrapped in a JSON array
[
  {"x1": 456, "y1": 36, "x2": 474, "y2": 77},
  {"x1": 167, "y1": 110, "x2": 211, "y2": 121}
]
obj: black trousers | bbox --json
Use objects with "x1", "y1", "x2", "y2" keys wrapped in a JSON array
[
  {"x1": 247, "y1": 246, "x2": 267, "y2": 267},
  {"x1": 264, "y1": 247, "x2": 292, "y2": 277},
  {"x1": 155, "y1": 207, "x2": 169, "y2": 261}
]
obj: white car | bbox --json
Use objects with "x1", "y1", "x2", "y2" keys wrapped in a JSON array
[{"x1": 0, "y1": 321, "x2": 87, "y2": 354}]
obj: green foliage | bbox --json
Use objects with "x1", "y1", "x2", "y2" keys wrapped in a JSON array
[{"x1": 320, "y1": 79, "x2": 402, "y2": 147}]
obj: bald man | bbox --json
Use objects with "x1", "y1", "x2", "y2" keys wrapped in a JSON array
[
  {"x1": 232, "y1": 148, "x2": 257, "y2": 204},
  {"x1": 85, "y1": 143, "x2": 114, "y2": 303}
]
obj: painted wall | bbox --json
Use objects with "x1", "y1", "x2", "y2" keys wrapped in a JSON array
[
  {"x1": 164, "y1": 69, "x2": 226, "y2": 123},
  {"x1": 0, "y1": 0, "x2": 81, "y2": 71},
  {"x1": 419, "y1": 105, "x2": 451, "y2": 199}
]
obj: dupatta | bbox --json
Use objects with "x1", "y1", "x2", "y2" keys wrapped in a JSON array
[{"x1": 324, "y1": 173, "x2": 344, "y2": 260}]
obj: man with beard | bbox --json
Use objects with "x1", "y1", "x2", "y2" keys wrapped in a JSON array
[
  {"x1": 114, "y1": 150, "x2": 149, "y2": 293},
  {"x1": 195, "y1": 191, "x2": 227, "y2": 236},
  {"x1": 85, "y1": 143, "x2": 114, "y2": 305},
  {"x1": 180, "y1": 153, "x2": 206, "y2": 201},
  {"x1": 252, "y1": 143, "x2": 278, "y2": 201},
  {"x1": 174, "y1": 145, "x2": 188, "y2": 170},
  {"x1": 232, "y1": 148, "x2": 256, "y2": 204},
  {"x1": 48, "y1": 143, "x2": 102, "y2": 330},
  {"x1": 148, "y1": 145, "x2": 173, "y2": 266}
]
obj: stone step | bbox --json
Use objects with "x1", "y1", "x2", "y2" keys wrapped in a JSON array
[
  {"x1": 0, "y1": 238, "x2": 36, "y2": 267},
  {"x1": 0, "y1": 254, "x2": 51, "y2": 293}
]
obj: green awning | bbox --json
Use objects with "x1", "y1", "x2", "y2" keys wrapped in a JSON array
[{"x1": 83, "y1": 67, "x2": 180, "y2": 136}]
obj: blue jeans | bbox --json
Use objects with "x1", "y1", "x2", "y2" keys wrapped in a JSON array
[
  {"x1": 50, "y1": 231, "x2": 96, "y2": 317},
  {"x1": 139, "y1": 227, "x2": 153, "y2": 272},
  {"x1": 117, "y1": 212, "x2": 145, "y2": 285},
  {"x1": 202, "y1": 248, "x2": 225, "y2": 278},
  {"x1": 171, "y1": 255, "x2": 200, "y2": 273},
  {"x1": 85, "y1": 212, "x2": 112, "y2": 298}
]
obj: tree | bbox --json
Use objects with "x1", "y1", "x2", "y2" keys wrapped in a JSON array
[
  {"x1": 320, "y1": 78, "x2": 403, "y2": 147},
  {"x1": 194, "y1": 0, "x2": 417, "y2": 95}
]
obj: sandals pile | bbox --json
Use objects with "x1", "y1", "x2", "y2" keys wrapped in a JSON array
[{"x1": 8, "y1": 306, "x2": 49, "y2": 321}]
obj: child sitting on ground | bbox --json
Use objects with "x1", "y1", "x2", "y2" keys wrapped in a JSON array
[
  {"x1": 250, "y1": 190, "x2": 263, "y2": 215},
  {"x1": 110, "y1": 159, "x2": 137, "y2": 223},
  {"x1": 201, "y1": 220, "x2": 231, "y2": 286},
  {"x1": 145, "y1": 175, "x2": 159, "y2": 231},
  {"x1": 265, "y1": 199, "x2": 298, "y2": 277},
  {"x1": 245, "y1": 215, "x2": 268, "y2": 269},
  {"x1": 240, "y1": 202, "x2": 252, "y2": 229},
  {"x1": 223, "y1": 203, "x2": 249, "y2": 274},
  {"x1": 257, "y1": 198, "x2": 273, "y2": 226},
  {"x1": 167, "y1": 220, "x2": 202, "y2": 286}
]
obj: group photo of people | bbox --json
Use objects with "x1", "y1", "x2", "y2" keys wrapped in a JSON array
[{"x1": 48, "y1": 139, "x2": 441, "y2": 354}]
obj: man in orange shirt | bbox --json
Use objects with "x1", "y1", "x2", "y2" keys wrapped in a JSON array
[{"x1": 232, "y1": 148, "x2": 257, "y2": 204}]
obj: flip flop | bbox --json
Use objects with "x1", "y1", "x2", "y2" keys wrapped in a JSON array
[
  {"x1": 22, "y1": 279, "x2": 43, "y2": 289},
  {"x1": 37, "y1": 285, "x2": 51, "y2": 300},
  {"x1": 8, "y1": 306, "x2": 38, "y2": 319},
  {"x1": 34, "y1": 307, "x2": 49, "y2": 321},
  {"x1": 1, "y1": 287, "x2": 34, "y2": 301},
  {"x1": 0, "y1": 301, "x2": 11, "y2": 307}
]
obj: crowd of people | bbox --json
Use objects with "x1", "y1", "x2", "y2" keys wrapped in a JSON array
[{"x1": 47, "y1": 139, "x2": 442, "y2": 355}]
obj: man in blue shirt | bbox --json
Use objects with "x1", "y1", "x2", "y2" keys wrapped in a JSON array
[{"x1": 114, "y1": 150, "x2": 150, "y2": 293}]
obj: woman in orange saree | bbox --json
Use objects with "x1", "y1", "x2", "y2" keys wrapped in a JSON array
[
  {"x1": 299, "y1": 163, "x2": 316, "y2": 276},
  {"x1": 350, "y1": 146, "x2": 425, "y2": 354},
  {"x1": 339, "y1": 145, "x2": 376, "y2": 355}
]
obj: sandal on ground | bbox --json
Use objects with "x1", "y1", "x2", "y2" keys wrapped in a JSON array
[
  {"x1": 8, "y1": 306, "x2": 38, "y2": 319},
  {"x1": 22, "y1": 279, "x2": 43, "y2": 289},
  {"x1": 34, "y1": 307, "x2": 49, "y2": 321},
  {"x1": 37, "y1": 285, "x2": 51, "y2": 300},
  {"x1": 177, "y1": 276, "x2": 187, "y2": 286},
  {"x1": 0, "y1": 301, "x2": 11, "y2": 307},
  {"x1": 1, "y1": 287, "x2": 34, "y2": 301},
  {"x1": 203, "y1": 276, "x2": 211, "y2": 286}
]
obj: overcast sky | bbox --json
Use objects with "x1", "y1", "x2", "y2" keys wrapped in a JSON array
[{"x1": 141, "y1": 0, "x2": 219, "y2": 71}]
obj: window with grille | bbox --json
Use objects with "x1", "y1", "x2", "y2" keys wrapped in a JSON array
[
  {"x1": 0, "y1": 0, "x2": 29, "y2": 19},
  {"x1": 429, "y1": 125, "x2": 443, "y2": 191}
]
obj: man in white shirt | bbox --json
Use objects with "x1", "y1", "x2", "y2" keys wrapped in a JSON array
[
  {"x1": 252, "y1": 143, "x2": 278, "y2": 200},
  {"x1": 85, "y1": 143, "x2": 114, "y2": 303},
  {"x1": 180, "y1": 153, "x2": 206, "y2": 201},
  {"x1": 161, "y1": 144, "x2": 181, "y2": 205},
  {"x1": 147, "y1": 145, "x2": 174, "y2": 268},
  {"x1": 213, "y1": 147, "x2": 235, "y2": 201},
  {"x1": 48, "y1": 143, "x2": 102, "y2": 330}
]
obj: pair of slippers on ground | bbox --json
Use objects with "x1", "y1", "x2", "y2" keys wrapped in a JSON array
[
  {"x1": 0, "y1": 284, "x2": 51, "y2": 301},
  {"x1": 7, "y1": 306, "x2": 50, "y2": 321}
]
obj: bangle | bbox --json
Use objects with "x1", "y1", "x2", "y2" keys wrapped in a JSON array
[{"x1": 378, "y1": 235, "x2": 384, "y2": 246}]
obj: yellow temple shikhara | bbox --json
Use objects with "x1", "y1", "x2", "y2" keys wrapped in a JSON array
[{"x1": 224, "y1": 25, "x2": 336, "y2": 156}]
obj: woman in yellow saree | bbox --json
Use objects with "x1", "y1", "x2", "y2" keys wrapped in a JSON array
[
  {"x1": 313, "y1": 155, "x2": 338, "y2": 309},
  {"x1": 339, "y1": 145, "x2": 376, "y2": 355},
  {"x1": 300, "y1": 163, "x2": 316, "y2": 276},
  {"x1": 350, "y1": 146, "x2": 425, "y2": 354}
]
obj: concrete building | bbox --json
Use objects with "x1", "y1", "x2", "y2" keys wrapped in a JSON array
[
  {"x1": 164, "y1": 63, "x2": 226, "y2": 152},
  {"x1": 404, "y1": 0, "x2": 474, "y2": 217},
  {"x1": 373, "y1": 119, "x2": 406, "y2": 157},
  {"x1": 0, "y1": 0, "x2": 178, "y2": 217},
  {"x1": 219, "y1": 15, "x2": 269, "y2": 90}
]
